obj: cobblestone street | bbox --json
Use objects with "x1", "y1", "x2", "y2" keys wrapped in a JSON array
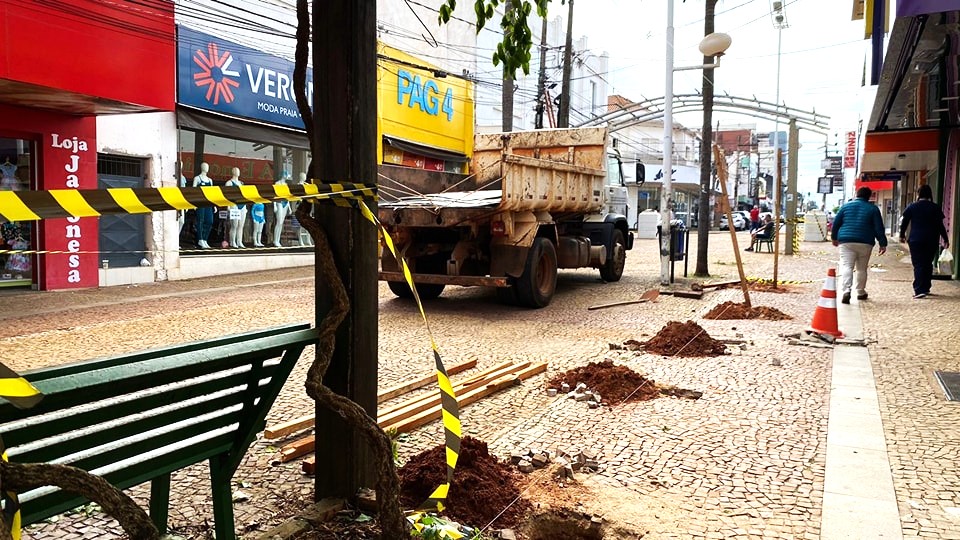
[{"x1": 2, "y1": 231, "x2": 958, "y2": 539}]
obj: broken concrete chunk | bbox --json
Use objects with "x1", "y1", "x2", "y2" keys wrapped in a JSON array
[
  {"x1": 510, "y1": 454, "x2": 526, "y2": 465},
  {"x1": 574, "y1": 393, "x2": 589, "y2": 402},
  {"x1": 588, "y1": 401, "x2": 599, "y2": 409},
  {"x1": 579, "y1": 449, "x2": 598, "y2": 462},
  {"x1": 575, "y1": 382, "x2": 587, "y2": 391},
  {"x1": 571, "y1": 460, "x2": 583, "y2": 471},
  {"x1": 517, "y1": 460, "x2": 534, "y2": 473},
  {"x1": 561, "y1": 382, "x2": 570, "y2": 392},
  {"x1": 500, "y1": 529, "x2": 517, "y2": 540},
  {"x1": 584, "y1": 459, "x2": 600, "y2": 469},
  {"x1": 531, "y1": 454, "x2": 549, "y2": 468},
  {"x1": 547, "y1": 388, "x2": 558, "y2": 397}
]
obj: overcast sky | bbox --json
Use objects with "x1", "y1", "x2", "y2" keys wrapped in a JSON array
[{"x1": 570, "y1": 0, "x2": 884, "y2": 200}]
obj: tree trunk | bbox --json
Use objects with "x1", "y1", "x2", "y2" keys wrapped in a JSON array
[{"x1": 695, "y1": 0, "x2": 718, "y2": 277}]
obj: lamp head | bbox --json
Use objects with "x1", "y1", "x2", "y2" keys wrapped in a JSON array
[{"x1": 699, "y1": 32, "x2": 732, "y2": 57}]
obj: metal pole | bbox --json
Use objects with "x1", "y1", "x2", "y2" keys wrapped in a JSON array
[
  {"x1": 660, "y1": 0, "x2": 675, "y2": 286},
  {"x1": 773, "y1": 25, "x2": 782, "y2": 204},
  {"x1": 785, "y1": 118, "x2": 799, "y2": 254}
]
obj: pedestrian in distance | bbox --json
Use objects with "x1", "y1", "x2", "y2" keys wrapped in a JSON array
[
  {"x1": 831, "y1": 186, "x2": 888, "y2": 304},
  {"x1": 749, "y1": 205, "x2": 761, "y2": 232},
  {"x1": 899, "y1": 184, "x2": 950, "y2": 299},
  {"x1": 744, "y1": 214, "x2": 774, "y2": 252}
]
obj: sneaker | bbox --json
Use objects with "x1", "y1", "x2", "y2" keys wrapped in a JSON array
[
  {"x1": 744, "y1": 247, "x2": 754, "y2": 252},
  {"x1": 913, "y1": 293, "x2": 927, "y2": 299},
  {"x1": 857, "y1": 292, "x2": 868, "y2": 300},
  {"x1": 841, "y1": 292, "x2": 851, "y2": 304}
]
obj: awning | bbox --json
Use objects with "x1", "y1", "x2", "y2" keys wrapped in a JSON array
[
  {"x1": 860, "y1": 129, "x2": 939, "y2": 172},
  {"x1": 383, "y1": 136, "x2": 469, "y2": 163}
]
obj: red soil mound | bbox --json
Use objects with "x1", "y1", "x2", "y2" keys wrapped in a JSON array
[
  {"x1": 548, "y1": 360, "x2": 660, "y2": 403},
  {"x1": 704, "y1": 301, "x2": 791, "y2": 320},
  {"x1": 644, "y1": 320, "x2": 727, "y2": 357},
  {"x1": 398, "y1": 437, "x2": 530, "y2": 529}
]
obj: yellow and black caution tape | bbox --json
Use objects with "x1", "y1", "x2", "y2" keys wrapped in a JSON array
[
  {"x1": 356, "y1": 201, "x2": 461, "y2": 513},
  {"x1": 747, "y1": 276, "x2": 815, "y2": 285},
  {"x1": 0, "y1": 183, "x2": 462, "y2": 519},
  {"x1": 0, "y1": 362, "x2": 45, "y2": 540},
  {"x1": 0, "y1": 182, "x2": 376, "y2": 222}
]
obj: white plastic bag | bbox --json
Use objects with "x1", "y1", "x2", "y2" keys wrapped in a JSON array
[{"x1": 938, "y1": 248, "x2": 954, "y2": 275}]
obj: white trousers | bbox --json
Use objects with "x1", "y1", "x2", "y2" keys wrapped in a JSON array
[{"x1": 838, "y1": 242, "x2": 873, "y2": 295}]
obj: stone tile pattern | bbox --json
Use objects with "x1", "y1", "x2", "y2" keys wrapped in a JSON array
[{"x1": 2, "y1": 233, "x2": 953, "y2": 539}]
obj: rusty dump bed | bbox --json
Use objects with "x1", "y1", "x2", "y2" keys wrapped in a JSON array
[{"x1": 379, "y1": 127, "x2": 608, "y2": 223}]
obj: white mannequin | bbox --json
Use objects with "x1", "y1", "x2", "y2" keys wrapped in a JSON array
[
  {"x1": 193, "y1": 163, "x2": 214, "y2": 248},
  {"x1": 225, "y1": 167, "x2": 247, "y2": 248},
  {"x1": 296, "y1": 172, "x2": 314, "y2": 247},
  {"x1": 273, "y1": 177, "x2": 291, "y2": 247},
  {"x1": 0, "y1": 156, "x2": 18, "y2": 191},
  {"x1": 178, "y1": 162, "x2": 187, "y2": 234}
]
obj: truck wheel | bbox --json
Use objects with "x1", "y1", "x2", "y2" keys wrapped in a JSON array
[
  {"x1": 387, "y1": 281, "x2": 445, "y2": 300},
  {"x1": 599, "y1": 229, "x2": 627, "y2": 282},
  {"x1": 516, "y1": 238, "x2": 557, "y2": 308}
]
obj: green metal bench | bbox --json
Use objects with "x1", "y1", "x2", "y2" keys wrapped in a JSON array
[{"x1": 0, "y1": 322, "x2": 317, "y2": 540}]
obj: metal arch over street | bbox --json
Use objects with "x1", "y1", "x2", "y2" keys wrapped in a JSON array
[{"x1": 577, "y1": 93, "x2": 830, "y2": 134}]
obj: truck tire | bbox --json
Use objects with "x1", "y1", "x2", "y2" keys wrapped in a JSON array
[
  {"x1": 599, "y1": 229, "x2": 627, "y2": 282},
  {"x1": 387, "y1": 280, "x2": 446, "y2": 300},
  {"x1": 515, "y1": 237, "x2": 558, "y2": 308}
]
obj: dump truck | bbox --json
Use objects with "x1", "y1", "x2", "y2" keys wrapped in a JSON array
[{"x1": 378, "y1": 126, "x2": 634, "y2": 308}]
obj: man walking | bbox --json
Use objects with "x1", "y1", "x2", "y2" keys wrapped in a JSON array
[
  {"x1": 899, "y1": 184, "x2": 950, "y2": 299},
  {"x1": 831, "y1": 186, "x2": 888, "y2": 304},
  {"x1": 749, "y1": 205, "x2": 760, "y2": 232}
]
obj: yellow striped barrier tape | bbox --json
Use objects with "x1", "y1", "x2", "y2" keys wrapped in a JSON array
[
  {"x1": 357, "y1": 201, "x2": 462, "y2": 513},
  {"x1": 0, "y1": 182, "x2": 376, "y2": 222},
  {"x1": 0, "y1": 362, "x2": 44, "y2": 540}
]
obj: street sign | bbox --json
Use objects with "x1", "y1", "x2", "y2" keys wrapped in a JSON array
[
  {"x1": 821, "y1": 156, "x2": 842, "y2": 171},
  {"x1": 832, "y1": 175, "x2": 844, "y2": 187},
  {"x1": 818, "y1": 177, "x2": 834, "y2": 194}
]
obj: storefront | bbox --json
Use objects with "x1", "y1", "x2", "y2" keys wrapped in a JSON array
[{"x1": 0, "y1": 0, "x2": 174, "y2": 290}]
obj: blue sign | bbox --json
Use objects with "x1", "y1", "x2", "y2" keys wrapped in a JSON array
[{"x1": 177, "y1": 26, "x2": 313, "y2": 130}]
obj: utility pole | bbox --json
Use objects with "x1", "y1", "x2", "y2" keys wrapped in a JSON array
[
  {"x1": 734, "y1": 149, "x2": 741, "y2": 204},
  {"x1": 535, "y1": 16, "x2": 548, "y2": 129},
  {"x1": 502, "y1": 0, "x2": 515, "y2": 131},
  {"x1": 557, "y1": 0, "x2": 573, "y2": 128},
  {"x1": 785, "y1": 118, "x2": 799, "y2": 255},
  {"x1": 694, "y1": 0, "x2": 718, "y2": 277},
  {"x1": 312, "y1": 0, "x2": 378, "y2": 497}
]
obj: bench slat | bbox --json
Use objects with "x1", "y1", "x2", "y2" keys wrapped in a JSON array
[
  {"x1": 20, "y1": 323, "x2": 312, "y2": 381},
  {"x1": 3, "y1": 362, "x2": 283, "y2": 450}
]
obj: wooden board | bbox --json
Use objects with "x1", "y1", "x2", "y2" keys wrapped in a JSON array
[
  {"x1": 279, "y1": 435, "x2": 316, "y2": 463},
  {"x1": 376, "y1": 358, "x2": 477, "y2": 403},
  {"x1": 265, "y1": 359, "x2": 480, "y2": 440},
  {"x1": 382, "y1": 362, "x2": 548, "y2": 435}
]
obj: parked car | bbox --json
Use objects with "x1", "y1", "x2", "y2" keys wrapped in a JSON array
[{"x1": 720, "y1": 213, "x2": 746, "y2": 231}]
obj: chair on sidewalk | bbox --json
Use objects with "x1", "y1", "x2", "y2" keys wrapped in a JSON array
[{"x1": 756, "y1": 226, "x2": 778, "y2": 253}]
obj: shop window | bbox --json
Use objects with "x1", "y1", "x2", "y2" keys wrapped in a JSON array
[
  {"x1": 98, "y1": 155, "x2": 146, "y2": 268},
  {"x1": 0, "y1": 137, "x2": 35, "y2": 287},
  {"x1": 177, "y1": 129, "x2": 311, "y2": 252}
]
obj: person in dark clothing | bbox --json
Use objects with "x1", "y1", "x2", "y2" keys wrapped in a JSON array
[
  {"x1": 831, "y1": 186, "x2": 888, "y2": 304},
  {"x1": 744, "y1": 215, "x2": 774, "y2": 251},
  {"x1": 899, "y1": 184, "x2": 950, "y2": 299}
]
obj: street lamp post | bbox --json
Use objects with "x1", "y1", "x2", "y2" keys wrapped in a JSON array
[{"x1": 661, "y1": 1, "x2": 731, "y2": 285}]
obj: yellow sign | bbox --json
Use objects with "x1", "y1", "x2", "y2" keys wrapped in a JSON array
[{"x1": 377, "y1": 44, "x2": 474, "y2": 164}]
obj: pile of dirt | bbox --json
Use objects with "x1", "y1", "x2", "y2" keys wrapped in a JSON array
[
  {"x1": 398, "y1": 436, "x2": 530, "y2": 529},
  {"x1": 643, "y1": 320, "x2": 727, "y2": 357},
  {"x1": 704, "y1": 301, "x2": 791, "y2": 320},
  {"x1": 548, "y1": 360, "x2": 660, "y2": 403},
  {"x1": 748, "y1": 280, "x2": 795, "y2": 293}
]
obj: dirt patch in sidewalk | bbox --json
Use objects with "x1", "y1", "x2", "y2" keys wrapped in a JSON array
[
  {"x1": 703, "y1": 301, "x2": 791, "y2": 320},
  {"x1": 548, "y1": 360, "x2": 660, "y2": 404},
  {"x1": 642, "y1": 320, "x2": 727, "y2": 357},
  {"x1": 398, "y1": 436, "x2": 530, "y2": 529}
]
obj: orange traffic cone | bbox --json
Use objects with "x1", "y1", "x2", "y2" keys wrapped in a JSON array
[{"x1": 810, "y1": 267, "x2": 844, "y2": 338}]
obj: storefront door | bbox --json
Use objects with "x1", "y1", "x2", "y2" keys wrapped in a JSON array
[{"x1": 0, "y1": 136, "x2": 36, "y2": 288}]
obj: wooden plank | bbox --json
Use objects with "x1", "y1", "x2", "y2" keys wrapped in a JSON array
[
  {"x1": 377, "y1": 361, "x2": 529, "y2": 426},
  {"x1": 712, "y1": 144, "x2": 752, "y2": 308},
  {"x1": 376, "y1": 358, "x2": 477, "y2": 403},
  {"x1": 383, "y1": 362, "x2": 548, "y2": 435},
  {"x1": 302, "y1": 456, "x2": 316, "y2": 475},
  {"x1": 264, "y1": 413, "x2": 315, "y2": 440},
  {"x1": 279, "y1": 435, "x2": 316, "y2": 463}
]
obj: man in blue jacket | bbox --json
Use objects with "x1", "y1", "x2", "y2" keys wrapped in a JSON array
[{"x1": 831, "y1": 186, "x2": 888, "y2": 304}]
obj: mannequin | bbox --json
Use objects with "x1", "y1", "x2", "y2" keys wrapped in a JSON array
[
  {"x1": 296, "y1": 172, "x2": 314, "y2": 247},
  {"x1": 250, "y1": 203, "x2": 266, "y2": 247},
  {"x1": 0, "y1": 157, "x2": 18, "y2": 191},
  {"x1": 224, "y1": 167, "x2": 247, "y2": 248},
  {"x1": 272, "y1": 177, "x2": 291, "y2": 247},
  {"x1": 178, "y1": 162, "x2": 187, "y2": 234},
  {"x1": 192, "y1": 162, "x2": 214, "y2": 248}
]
